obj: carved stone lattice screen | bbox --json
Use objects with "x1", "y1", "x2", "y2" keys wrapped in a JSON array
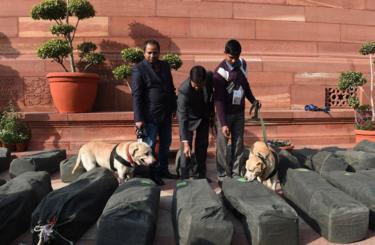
[{"x1": 325, "y1": 87, "x2": 357, "y2": 108}]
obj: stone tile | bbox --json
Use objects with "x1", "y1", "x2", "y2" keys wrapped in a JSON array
[
  {"x1": 207, "y1": 0, "x2": 286, "y2": 3},
  {"x1": 253, "y1": 85, "x2": 291, "y2": 109},
  {"x1": 109, "y1": 17, "x2": 190, "y2": 38},
  {"x1": 0, "y1": 37, "x2": 51, "y2": 56},
  {"x1": 305, "y1": 6, "x2": 375, "y2": 26},
  {"x1": 0, "y1": 17, "x2": 17, "y2": 38},
  {"x1": 66, "y1": 111, "x2": 134, "y2": 122},
  {"x1": 287, "y1": 0, "x2": 366, "y2": 9},
  {"x1": 90, "y1": 0, "x2": 156, "y2": 16},
  {"x1": 244, "y1": 40, "x2": 318, "y2": 56},
  {"x1": 318, "y1": 42, "x2": 362, "y2": 57},
  {"x1": 291, "y1": 84, "x2": 326, "y2": 109},
  {"x1": 249, "y1": 72, "x2": 294, "y2": 85},
  {"x1": 19, "y1": 17, "x2": 109, "y2": 37},
  {"x1": 294, "y1": 72, "x2": 340, "y2": 85},
  {"x1": 234, "y1": 3, "x2": 305, "y2": 21},
  {"x1": 190, "y1": 18, "x2": 255, "y2": 39},
  {"x1": 262, "y1": 56, "x2": 351, "y2": 73},
  {"x1": 341, "y1": 24, "x2": 375, "y2": 43},
  {"x1": 24, "y1": 111, "x2": 68, "y2": 122},
  {"x1": 0, "y1": 58, "x2": 45, "y2": 76},
  {"x1": 170, "y1": 38, "x2": 226, "y2": 55},
  {"x1": 367, "y1": 1, "x2": 375, "y2": 10},
  {"x1": 157, "y1": 0, "x2": 232, "y2": 18},
  {"x1": 256, "y1": 20, "x2": 341, "y2": 42},
  {"x1": 0, "y1": 0, "x2": 41, "y2": 17}
]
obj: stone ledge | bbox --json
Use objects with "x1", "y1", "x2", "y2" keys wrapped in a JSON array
[
  {"x1": 23, "y1": 109, "x2": 354, "y2": 124},
  {"x1": 21, "y1": 110, "x2": 356, "y2": 154}
]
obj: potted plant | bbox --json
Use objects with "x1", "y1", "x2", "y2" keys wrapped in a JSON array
[
  {"x1": 31, "y1": 0, "x2": 105, "y2": 113},
  {"x1": 0, "y1": 106, "x2": 31, "y2": 152},
  {"x1": 112, "y1": 47, "x2": 144, "y2": 92},
  {"x1": 112, "y1": 48, "x2": 182, "y2": 91},
  {"x1": 14, "y1": 123, "x2": 32, "y2": 152},
  {"x1": 338, "y1": 41, "x2": 375, "y2": 142}
]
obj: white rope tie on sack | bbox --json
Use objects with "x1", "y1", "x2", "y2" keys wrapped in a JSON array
[
  {"x1": 33, "y1": 224, "x2": 54, "y2": 245},
  {"x1": 33, "y1": 223, "x2": 73, "y2": 245}
]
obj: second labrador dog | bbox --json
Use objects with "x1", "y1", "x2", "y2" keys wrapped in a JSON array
[
  {"x1": 72, "y1": 141, "x2": 155, "y2": 181},
  {"x1": 243, "y1": 141, "x2": 279, "y2": 190}
]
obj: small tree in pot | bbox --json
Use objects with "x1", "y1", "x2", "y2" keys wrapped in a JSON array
[
  {"x1": 31, "y1": 0, "x2": 105, "y2": 113},
  {"x1": 338, "y1": 42, "x2": 375, "y2": 141},
  {"x1": 0, "y1": 106, "x2": 31, "y2": 152},
  {"x1": 112, "y1": 47, "x2": 182, "y2": 91}
]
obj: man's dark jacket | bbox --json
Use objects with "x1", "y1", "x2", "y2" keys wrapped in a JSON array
[
  {"x1": 177, "y1": 72, "x2": 214, "y2": 141},
  {"x1": 131, "y1": 59, "x2": 177, "y2": 123}
]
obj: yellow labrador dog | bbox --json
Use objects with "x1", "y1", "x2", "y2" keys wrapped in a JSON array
[
  {"x1": 244, "y1": 141, "x2": 279, "y2": 190},
  {"x1": 72, "y1": 141, "x2": 155, "y2": 181}
]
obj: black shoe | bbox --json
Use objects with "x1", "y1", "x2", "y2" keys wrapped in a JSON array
[
  {"x1": 218, "y1": 180, "x2": 223, "y2": 188},
  {"x1": 160, "y1": 171, "x2": 178, "y2": 179},
  {"x1": 151, "y1": 176, "x2": 165, "y2": 186}
]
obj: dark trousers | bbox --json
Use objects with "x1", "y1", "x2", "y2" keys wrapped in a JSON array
[
  {"x1": 216, "y1": 112, "x2": 244, "y2": 181},
  {"x1": 144, "y1": 116, "x2": 172, "y2": 174},
  {"x1": 179, "y1": 119, "x2": 209, "y2": 179}
]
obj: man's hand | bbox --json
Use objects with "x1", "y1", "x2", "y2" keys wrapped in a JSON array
[
  {"x1": 135, "y1": 121, "x2": 144, "y2": 128},
  {"x1": 183, "y1": 142, "x2": 191, "y2": 158},
  {"x1": 222, "y1": 126, "x2": 231, "y2": 138},
  {"x1": 249, "y1": 99, "x2": 261, "y2": 120}
]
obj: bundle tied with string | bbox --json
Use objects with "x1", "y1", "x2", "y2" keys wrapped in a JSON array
[{"x1": 31, "y1": 168, "x2": 118, "y2": 245}]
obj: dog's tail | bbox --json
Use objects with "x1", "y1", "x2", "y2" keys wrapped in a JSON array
[{"x1": 72, "y1": 151, "x2": 82, "y2": 174}]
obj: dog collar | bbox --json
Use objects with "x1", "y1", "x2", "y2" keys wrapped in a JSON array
[
  {"x1": 124, "y1": 142, "x2": 134, "y2": 164},
  {"x1": 109, "y1": 144, "x2": 134, "y2": 172},
  {"x1": 265, "y1": 164, "x2": 278, "y2": 180},
  {"x1": 262, "y1": 150, "x2": 279, "y2": 180}
]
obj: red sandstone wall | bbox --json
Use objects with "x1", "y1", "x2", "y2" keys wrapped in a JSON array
[{"x1": 0, "y1": 0, "x2": 374, "y2": 112}]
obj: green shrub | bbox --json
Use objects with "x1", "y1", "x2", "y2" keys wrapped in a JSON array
[
  {"x1": 161, "y1": 53, "x2": 183, "y2": 71},
  {"x1": 31, "y1": 0, "x2": 105, "y2": 72},
  {"x1": 338, "y1": 42, "x2": 375, "y2": 130},
  {"x1": 0, "y1": 106, "x2": 31, "y2": 144},
  {"x1": 113, "y1": 64, "x2": 132, "y2": 81},
  {"x1": 121, "y1": 48, "x2": 144, "y2": 64},
  {"x1": 112, "y1": 48, "x2": 182, "y2": 81}
]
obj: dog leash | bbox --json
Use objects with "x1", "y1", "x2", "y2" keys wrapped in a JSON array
[
  {"x1": 250, "y1": 100, "x2": 268, "y2": 145},
  {"x1": 259, "y1": 117, "x2": 268, "y2": 145}
]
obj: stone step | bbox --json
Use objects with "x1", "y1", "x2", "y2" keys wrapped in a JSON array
[{"x1": 20, "y1": 110, "x2": 356, "y2": 155}]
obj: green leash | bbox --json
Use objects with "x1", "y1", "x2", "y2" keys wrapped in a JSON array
[{"x1": 259, "y1": 116, "x2": 268, "y2": 144}]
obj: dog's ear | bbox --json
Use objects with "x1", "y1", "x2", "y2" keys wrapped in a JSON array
[{"x1": 131, "y1": 146, "x2": 139, "y2": 156}]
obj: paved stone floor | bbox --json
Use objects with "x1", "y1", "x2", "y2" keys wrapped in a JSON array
[{"x1": 4, "y1": 157, "x2": 375, "y2": 245}]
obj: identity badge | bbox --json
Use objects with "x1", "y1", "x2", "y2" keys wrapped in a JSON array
[{"x1": 232, "y1": 86, "x2": 243, "y2": 105}]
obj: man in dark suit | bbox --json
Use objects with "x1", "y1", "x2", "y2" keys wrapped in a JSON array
[
  {"x1": 131, "y1": 39, "x2": 177, "y2": 185},
  {"x1": 177, "y1": 66, "x2": 214, "y2": 180}
]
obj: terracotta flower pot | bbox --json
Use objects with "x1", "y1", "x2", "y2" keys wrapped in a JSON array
[
  {"x1": 354, "y1": 129, "x2": 375, "y2": 143},
  {"x1": 47, "y1": 72, "x2": 99, "y2": 113}
]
